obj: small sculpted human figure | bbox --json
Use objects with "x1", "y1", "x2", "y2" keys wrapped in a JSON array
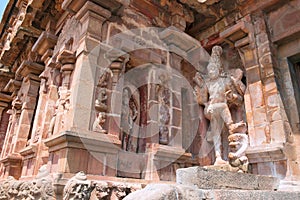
[{"x1": 92, "y1": 112, "x2": 106, "y2": 133}]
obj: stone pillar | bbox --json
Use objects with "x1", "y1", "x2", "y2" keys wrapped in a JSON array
[
  {"x1": 44, "y1": 0, "x2": 122, "y2": 180},
  {"x1": 105, "y1": 58, "x2": 125, "y2": 137},
  {"x1": 0, "y1": 61, "x2": 43, "y2": 179},
  {"x1": 169, "y1": 53, "x2": 183, "y2": 148},
  {"x1": 67, "y1": 0, "x2": 110, "y2": 132},
  {"x1": 51, "y1": 50, "x2": 76, "y2": 135},
  {"x1": 17, "y1": 28, "x2": 60, "y2": 178},
  {"x1": 0, "y1": 93, "x2": 12, "y2": 155},
  {"x1": 220, "y1": 14, "x2": 293, "y2": 178},
  {"x1": 0, "y1": 96, "x2": 22, "y2": 161},
  {"x1": 12, "y1": 61, "x2": 43, "y2": 154}
]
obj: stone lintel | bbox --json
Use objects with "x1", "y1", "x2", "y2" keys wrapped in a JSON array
[
  {"x1": 32, "y1": 31, "x2": 58, "y2": 56},
  {"x1": 176, "y1": 166, "x2": 280, "y2": 191},
  {"x1": 272, "y1": 24, "x2": 300, "y2": 45},
  {"x1": 246, "y1": 144, "x2": 286, "y2": 163},
  {"x1": 220, "y1": 21, "x2": 250, "y2": 46},
  {"x1": 44, "y1": 131, "x2": 121, "y2": 153},
  {"x1": 0, "y1": 92, "x2": 12, "y2": 103},
  {"x1": 159, "y1": 26, "x2": 200, "y2": 53},
  {"x1": 16, "y1": 61, "x2": 45, "y2": 77}
]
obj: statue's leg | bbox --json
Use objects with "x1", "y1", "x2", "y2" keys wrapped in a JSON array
[
  {"x1": 220, "y1": 103, "x2": 233, "y2": 127},
  {"x1": 211, "y1": 105, "x2": 227, "y2": 165}
]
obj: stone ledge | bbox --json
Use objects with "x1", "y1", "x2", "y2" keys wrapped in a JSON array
[
  {"x1": 44, "y1": 131, "x2": 121, "y2": 153},
  {"x1": 246, "y1": 144, "x2": 286, "y2": 163},
  {"x1": 176, "y1": 167, "x2": 280, "y2": 190},
  {"x1": 124, "y1": 183, "x2": 300, "y2": 200}
]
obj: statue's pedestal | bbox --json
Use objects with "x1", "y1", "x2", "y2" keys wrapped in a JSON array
[
  {"x1": 203, "y1": 163, "x2": 241, "y2": 172},
  {"x1": 176, "y1": 166, "x2": 280, "y2": 190},
  {"x1": 124, "y1": 167, "x2": 300, "y2": 200}
]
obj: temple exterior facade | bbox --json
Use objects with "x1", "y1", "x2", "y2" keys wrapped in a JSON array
[{"x1": 0, "y1": 0, "x2": 299, "y2": 198}]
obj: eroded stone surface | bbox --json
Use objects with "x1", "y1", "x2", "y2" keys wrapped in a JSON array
[
  {"x1": 176, "y1": 167, "x2": 280, "y2": 190},
  {"x1": 124, "y1": 183, "x2": 300, "y2": 200}
]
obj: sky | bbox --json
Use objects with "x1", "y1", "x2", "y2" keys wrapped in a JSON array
[{"x1": 0, "y1": 0, "x2": 9, "y2": 22}]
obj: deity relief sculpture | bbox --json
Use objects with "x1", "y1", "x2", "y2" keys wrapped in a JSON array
[
  {"x1": 48, "y1": 89, "x2": 71, "y2": 136},
  {"x1": 157, "y1": 74, "x2": 171, "y2": 145},
  {"x1": 194, "y1": 45, "x2": 248, "y2": 170},
  {"x1": 95, "y1": 67, "x2": 113, "y2": 112},
  {"x1": 121, "y1": 88, "x2": 138, "y2": 152},
  {"x1": 92, "y1": 67, "x2": 113, "y2": 134}
]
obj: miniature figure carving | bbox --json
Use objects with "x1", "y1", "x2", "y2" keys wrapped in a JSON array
[
  {"x1": 194, "y1": 46, "x2": 247, "y2": 166},
  {"x1": 92, "y1": 112, "x2": 106, "y2": 133},
  {"x1": 95, "y1": 88, "x2": 108, "y2": 111},
  {"x1": 48, "y1": 101, "x2": 59, "y2": 137},
  {"x1": 95, "y1": 67, "x2": 113, "y2": 113},
  {"x1": 98, "y1": 67, "x2": 113, "y2": 88}
]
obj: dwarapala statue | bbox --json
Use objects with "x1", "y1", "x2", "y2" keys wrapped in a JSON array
[{"x1": 194, "y1": 45, "x2": 248, "y2": 171}]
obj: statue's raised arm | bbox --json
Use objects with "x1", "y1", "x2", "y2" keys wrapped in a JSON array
[{"x1": 193, "y1": 71, "x2": 208, "y2": 106}]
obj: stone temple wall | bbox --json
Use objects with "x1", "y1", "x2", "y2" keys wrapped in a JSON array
[{"x1": 0, "y1": 0, "x2": 299, "y2": 197}]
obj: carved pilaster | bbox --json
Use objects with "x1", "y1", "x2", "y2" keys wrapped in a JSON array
[
  {"x1": 104, "y1": 58, "x2": 127, "y2": 137},
  {"x1": 58, "y1": 49, "x2": 76, "y2": 89},
  {"x1": 220, "y1": 15, "x2": 294, "y2": 177}
]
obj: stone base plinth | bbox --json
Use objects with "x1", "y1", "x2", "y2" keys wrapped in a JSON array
[
  {"x1": 44, "y1": 131, "x2": 121, "y2": 177},
  {"x1": 246, "y1": 144, "x2": 287, "y2": 179},
  {"x1": 145, "y1": 144, "x2": 194, "y2": 182},
  {"x1": 176, "y1": 167, "x2": 280, "y2": 190},
  {"x1": 124, "y1": 184, "x2": 300, "y2": 200},
  {"x1": 0, "y1": 154, "x2": 22, "y2": 179}
]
